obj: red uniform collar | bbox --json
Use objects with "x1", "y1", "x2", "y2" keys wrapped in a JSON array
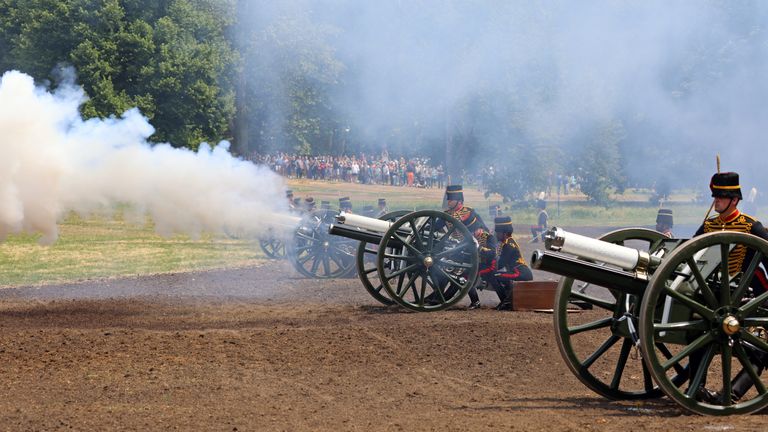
[{"x1": 718, "y1": 209, "x2": 741, "y2": 223}]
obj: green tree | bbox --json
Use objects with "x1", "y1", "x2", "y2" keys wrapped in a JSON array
[{"x1": 0, "y1": 0, "x2": 237, "y2": 149}]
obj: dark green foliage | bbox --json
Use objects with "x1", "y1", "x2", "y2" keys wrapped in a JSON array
[{"x1": 0, "y1": 0, "x2": 237, "y2": 148}]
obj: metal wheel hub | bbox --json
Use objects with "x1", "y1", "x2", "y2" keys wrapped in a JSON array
[
  {"x1": 423, "y1": 256, "x2": 434, "y2": 268},
  {"x1": 721, "y1": 315, "x2": 740, "y2": 336}
]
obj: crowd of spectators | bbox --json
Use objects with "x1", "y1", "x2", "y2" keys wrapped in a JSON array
[{"x1": 249, "y1": 152, "x2": 448, "y2": 188}]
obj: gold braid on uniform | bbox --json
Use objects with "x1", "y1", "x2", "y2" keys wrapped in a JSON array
[
  {"x1": 496, "y1": 236, "x2": 528, "y2": 266},
  {"x1": 447, "y1": 206, "x2": 475, "y2": 241},
  {"x1": 702, "y1": 210, "x2": 754, "y2": 275}
]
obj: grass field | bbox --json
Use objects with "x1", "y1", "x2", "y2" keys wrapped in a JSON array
[{"x1": 0, "y1": 178, "x2": 724, "y2": 287}]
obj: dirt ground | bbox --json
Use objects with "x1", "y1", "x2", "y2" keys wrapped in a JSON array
[{"x1": 1, "y1": 236, "x2": 767, "y2": 431}]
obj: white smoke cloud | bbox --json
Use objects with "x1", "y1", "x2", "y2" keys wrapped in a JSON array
[{"x1": 0, "y1": 70, "x2": 291, "y2": 245}]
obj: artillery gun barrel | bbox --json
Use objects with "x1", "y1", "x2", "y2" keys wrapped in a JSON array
[
  {"x1": 530, "y1": 250, "x2": 648, "y2": 295},
  {"x1": 543, "y1": 227, "x2": 661, "y2": 273},
  {"x1": 329, "y1": 211, "x2": 413, "y2": 243},
  {"x1": 335, "y1": 212, "x2": 394, "y2": 233}
]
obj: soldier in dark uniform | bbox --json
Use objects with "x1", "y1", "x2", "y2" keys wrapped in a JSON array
[
  {"x1": 481, "y1": 216, "x2": 534, "y2": 310},
  {"x1": 304, "y1": 196, "x2": 316, "y2": 212},
  {"x1": 690, "y1": 172, "x2": 768, "y2": 403},
  {"x1": 376, "y1": 198, "x2": 389, "y2": 218},
  {"x1": 656, "y1": 208, "x2": 674, "y2": 238},
  {"x1": 441, "y1": 184, "x2": 496, "y2": 309},
  {"x1": 339, "y1": 196, "x2": 353, "y2": 213},
  {"x1": 286, "y1": 190, "x2": 295, "y2": 210}
]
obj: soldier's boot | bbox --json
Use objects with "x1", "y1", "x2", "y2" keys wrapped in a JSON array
[{"x1": 729, "y1": 365, "x2": 765, "y2": 402}]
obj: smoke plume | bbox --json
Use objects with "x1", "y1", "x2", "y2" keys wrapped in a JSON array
[{"x1": 0, "y1": 70, "x2": 288, "y2": 245}]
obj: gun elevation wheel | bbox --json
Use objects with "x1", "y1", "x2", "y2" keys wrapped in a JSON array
[
  {"x1": 553, "y1": 228, "x2": 687, "y2": 400},
  {"x1": 356, "y1": 210, "x2": 410, "y2": 306},
  {"x1": 288, "y1": 209, "x2": 357, "y2": 279},
  {"x1": 377, "y1": 210, "x2": 479, "y2": 312},
  {"x1": 639, "y1": 231, "x2": 768, "y2": 415}
]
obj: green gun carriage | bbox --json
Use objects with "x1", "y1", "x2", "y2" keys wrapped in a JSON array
[
  {"x1": 328, "y1": 209, "x2": 480, "y2": 312},
  {"x1": 530, "y1": 227, "x2": 768, "y2": 416}
]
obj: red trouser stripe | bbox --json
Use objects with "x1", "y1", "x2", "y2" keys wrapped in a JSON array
[{"x1": 498, "y1": 268, "x2": 521, "y2": 280}]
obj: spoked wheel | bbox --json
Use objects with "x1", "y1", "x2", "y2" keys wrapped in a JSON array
[
  {"x1": 639, "y1": 231, "x2": 768, "y2": 415},
  {"x1": 259, "y1": 235, "x2": 287, "y2": 259},
  {"x1": 377, "y1": 210, "x2": 479, "y2": 312},
  {"x1": 356, "y1": 210, "x2": 410, "y2": 306},
  {"x1": 553, "y1": 228, "x2": 688, "y2": 400},
  {"x1": 288, "y1": 209, "x2": 357, "y2": 278}
]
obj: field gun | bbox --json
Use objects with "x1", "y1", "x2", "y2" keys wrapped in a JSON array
[
  {"x1": 329, "y1": 209, "x2": 480, "y2": 312},
  {"x1": 531, "y1": 226, "x2": 768, "y2": 416}
]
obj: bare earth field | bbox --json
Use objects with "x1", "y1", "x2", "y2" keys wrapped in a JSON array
[{"x1": 1, "y1": 241, "x2": 766, "y2": 431}]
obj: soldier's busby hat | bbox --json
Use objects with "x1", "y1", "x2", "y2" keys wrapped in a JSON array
[
  {"x1": 378, "y1": 198, "x2": 387, "y2": 206},
  {"x1": 339, "y1": 196, "x2": 352, "y2": 210},
  {"x1": 656, "y1": 208, "x2": 673, "y2": 226},
  {"x1": 286, "y1": 190, "x2": 294, "y2": 198},
  {"x1": 494, "y1": 216, "x2": 514, "y2": 233},
  {"x1": 445, "y1": 185, "x2": 464, "y2": 201},
  {"x1": 710, "y1": 172, "x2": 742, "y2": 199}
]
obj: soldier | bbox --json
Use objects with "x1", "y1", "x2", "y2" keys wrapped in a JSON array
[
  {"x1": 339, "y1": 196, "x2": 353, "y2": 213},
  {"x1": 690, "y1": 172, "x2": 768, "y2": 403},
  {"x1": 304, "y1": 196, "x2": 316, "y2": 212},
  {"x1": 655, "y1": 208, "x2": 674, "y2": 238},
  {"x1": 376, "y1": 198, "x2": 389, "y2": 218},
  {"x1": 440, "y1": 184, "x2": 496, "y2": 309},
  {"x1": 482, "y1": 216, "x2": 534, "y2": 310},
  {"x1": 286, "y1": 190, "x2": 295, "y2": 210},
  {"x1": 530, "y1": 199, "x2": 549, "y2": 243}
]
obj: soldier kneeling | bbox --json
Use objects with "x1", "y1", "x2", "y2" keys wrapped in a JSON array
[{"x1": 481, "y1": 216, "x2": 533, "y2": 310}]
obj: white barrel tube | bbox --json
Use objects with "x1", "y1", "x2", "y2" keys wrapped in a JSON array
[
  {"x1": 545, "y1": 227, "x2": 641, "y2": 271},
  {"x1": 336, "y1": 212, "x2": 393, "y2": 233}
]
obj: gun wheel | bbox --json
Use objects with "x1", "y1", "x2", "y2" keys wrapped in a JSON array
[
  {"x1": 356, "y1": 210, "x2": 410, "y2": 306},
  {"x1": 553, "y1": 228, "x2": 688, "y2": 400},
  {"x1": 640, "y1": 231, "x2": 768, "y2": 415},
  {"x1": 288, "y1": 209, "x2": 357, "y2": 279},
  {"x1": 377, "y1": 210, "x2": 478, "y2": 312},
  {"x1": 259, "y1": 237, "x2": 287, "y2": 259}
]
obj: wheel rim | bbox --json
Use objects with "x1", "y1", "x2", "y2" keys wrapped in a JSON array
[
  {"x1": 377, "y1": 210, "x2": 479, "y2": 312},
  {"x1": 356, "y1": 210, "x2": 410, "y2": 306},
  {"x1": 639, "y1": 231, "x2": 768, "y2": 415},
  {"x1": 288, "y1": 209, "x2": 357, "y2": 278},
  {"x1": 553, "y1": 227, "x2": 683, "y2": 400}
]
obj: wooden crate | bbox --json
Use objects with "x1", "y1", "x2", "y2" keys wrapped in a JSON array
[{"x1": 508, "y1": 280, "x2": 558, "y2": 311}]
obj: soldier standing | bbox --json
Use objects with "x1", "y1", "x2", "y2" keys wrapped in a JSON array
[
  {"x1": 286, "y1": 190, "x2": 295, "y2": 210},
  {"x1": 482, "y1": 216, "x2": 534, "y2": 310},
  {"x1": 530, "y1": 199, "x2": 549, "y2": 243},
  {"x1": 441, "y1": 184, "x2": 496, "y2": 309},
  {"x1": 690, "y1": 172, "x2": 768, "y2": 403},
  {"x1": 655, "y1": 208, "x2": 674, "y2": 238}
]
